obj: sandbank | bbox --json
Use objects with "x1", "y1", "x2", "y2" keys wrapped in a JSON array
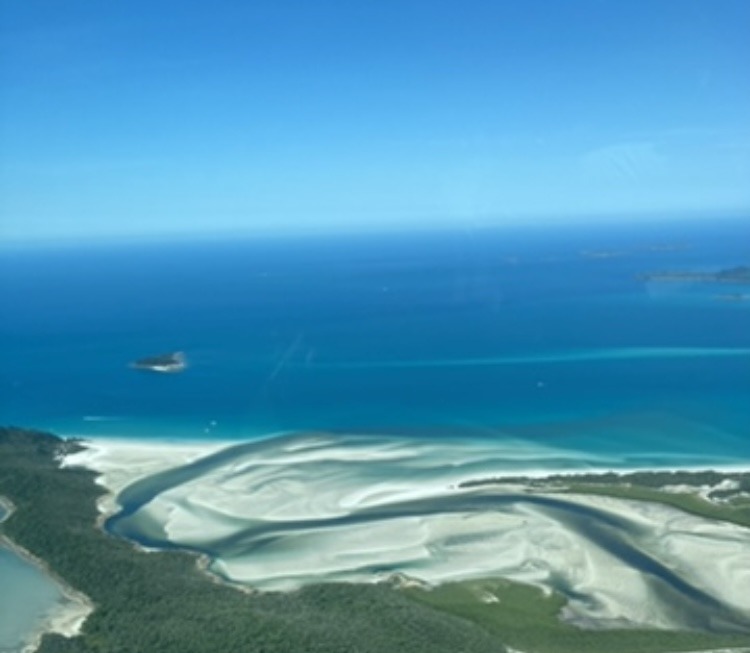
[
  {"x1": 61, "y1": 437, "x2": 232, "y2": 516},
  {"x1": 61, "y1": 433, "x2": 750, "y2": 632}
]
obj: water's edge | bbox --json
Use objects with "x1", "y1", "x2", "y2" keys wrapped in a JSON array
[{"x1": 0, "y1": 496, "x2": 93, "y2": 653}]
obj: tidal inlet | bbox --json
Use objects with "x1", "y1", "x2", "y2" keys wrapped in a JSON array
[{"x1": 63, "y1": 433, "x2": 750, "y2": 634}]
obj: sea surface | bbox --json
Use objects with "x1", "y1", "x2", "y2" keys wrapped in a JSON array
[{"x1": 1, "y1": 216, "x2": 749, "y2": 470}]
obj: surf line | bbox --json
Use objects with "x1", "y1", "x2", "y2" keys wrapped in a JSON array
[{"x1": 312, "y1": 347, "x2": 750, "y2": 370}]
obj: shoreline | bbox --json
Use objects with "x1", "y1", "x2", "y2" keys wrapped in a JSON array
[
  {"x1": 59, "y1": 435, "x2": 750, "y2": 629},
  {"x1": 60, "y1": 436, "x2": 234, "y2": 518},
  {"x1": 60, "y1": 432, "x2": 750, "y2": 502},
  {"x1": 0, "y1": 496, "x2": 94, "y2": 653},
  {"x1": 61, "y1": 435, "x2": 750, "y2": 525},
  {"x1": 5, "y1": 431, "x2": 750, "y2": 638},
  {"x1": 59, "y1": 437, "x2": 252, "y2": 593}
]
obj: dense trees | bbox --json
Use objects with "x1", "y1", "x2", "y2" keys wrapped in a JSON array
[
  {"x1": 0, "y1": 427, "x2": 505, "y2": 653},
  {"x1": 3, "y1": 427, "x2": 750, "y2": 653}
]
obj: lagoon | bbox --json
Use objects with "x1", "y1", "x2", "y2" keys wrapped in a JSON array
[{"x1": 0, "y1": 505, "x2": 65, "y2": 653}]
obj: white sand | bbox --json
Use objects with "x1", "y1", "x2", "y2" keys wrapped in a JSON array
[
  {"x1": 62, "y1": 434, "x2": 750, "y2": 631},
  {"x1": 21, "y1": 592, "x2": 93, "y2": 653},
  {"x1": 61, "y1": 438, "x2": 230, "y2": 515}
]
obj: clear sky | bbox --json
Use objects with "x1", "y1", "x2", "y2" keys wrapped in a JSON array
[{"x1": 1, "y1": 0, "x2": 749, "y2": 242}]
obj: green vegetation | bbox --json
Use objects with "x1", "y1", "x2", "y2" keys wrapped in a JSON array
[
  {"x1": 560, "y1": 482, "x2": 750, "y2": 529},
  {"x1": 0, "y1": 427, "x2": 504, "y2": 653},
  {"x1": 408, "y1": 579, "x2": 750, "y2": 653},
  {"x1": 2, "y1": 427, "x2": 750, "y2": 653},
  {"x1": 461, "y1": 470, "x2": 750, "y2": 529}
]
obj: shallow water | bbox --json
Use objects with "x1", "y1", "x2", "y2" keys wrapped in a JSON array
[
  {"x1": 0, "y1": 509, "x2": 64, "y2": 653},
  {"x1": 3, "y1": 217, "x2": 747, "y2": 637},
  {"x1": 100, "y1": 433, "x2": 750, "y2": 631}
]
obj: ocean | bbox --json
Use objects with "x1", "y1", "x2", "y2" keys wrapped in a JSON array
[{"x1": 2, "y1": 216, "x2": 749, "y2": 470}]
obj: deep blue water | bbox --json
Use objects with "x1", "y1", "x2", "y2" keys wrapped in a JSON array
[{"x1": 1, "y1": 217, "x2": 749, "y2": 467}]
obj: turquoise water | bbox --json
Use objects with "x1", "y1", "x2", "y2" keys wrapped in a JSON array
[
  {"x1": 1, "y1": 217, "x2": 749, "y2": 637},
  {"x1": 0, "y1": 507, "x2": 65, "y2": 653},
  {"x1": 102, "y1": 432, "x2": 750, "y2": 631},
  {"x1": 0, "y1": 547, "x2": 64, "y2": 653},
  {"x1": 1, "y1": 217, "x2": 749, "y2": 468}
]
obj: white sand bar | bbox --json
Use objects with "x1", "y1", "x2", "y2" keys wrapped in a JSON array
[
  {"x1": 63, "y1": 433, "x2": 750, "y2": 632},
  {"x1": 62, "y1": 438, "x2": 231, "y2": 515}
]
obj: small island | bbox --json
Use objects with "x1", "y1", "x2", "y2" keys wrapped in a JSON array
[
  {"x1": 129, "y1": 351, "x2": 187, "y2": 373},
  {"x1": 639, "y1": 265, "x2": 750, "y2": 284}
]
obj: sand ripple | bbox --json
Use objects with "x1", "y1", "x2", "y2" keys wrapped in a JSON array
[{"x1": 64, "y1": 433, "x2": 750, "y2": 632}]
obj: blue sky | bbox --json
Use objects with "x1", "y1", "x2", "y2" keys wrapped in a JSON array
[{"x1": 1, "y1": 0, "x2": 749, "y2": 242}]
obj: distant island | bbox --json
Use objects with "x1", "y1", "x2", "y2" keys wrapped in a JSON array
[
  {"x1": 714, "y1": 292, "x2": 750, "y2": 303},
  {"x1": 639, "y1": 265, "x2": 750, "y2": 284},
  {"x1": 579, "y1": 243, "x2": 691, "y2": 261},
  {"x1": 642, "y1": 243, "x2": 690, "y2": 253},
  {"x1": 129, "y1": 351, "x2": 187, "y2": 373},
  {"x1": 580, "y1": 249, "x2": 627, "y2": 260}
]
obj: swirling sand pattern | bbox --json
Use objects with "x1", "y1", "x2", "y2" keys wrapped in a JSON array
[{"x1": 78, "y1": 433, "x2": 750, "y2": 633}]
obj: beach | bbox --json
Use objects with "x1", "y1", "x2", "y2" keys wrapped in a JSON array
[
  {"x1": 0, "y1": 497, "x2": 93, "y2": 653},
  {"x1": 3, "y1": 220, "x2": 750, "y2": 646},
  {"x1": 62, "y1": 434, "x2": 750, "y2": 633}
]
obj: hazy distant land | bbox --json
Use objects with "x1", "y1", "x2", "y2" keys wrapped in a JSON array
[
  {"x1": 640, "y1": 265, "x2": 750, "y2": 284},
  {"x1": 3, "y1": 427, "x2": 750, "y2": 653}
]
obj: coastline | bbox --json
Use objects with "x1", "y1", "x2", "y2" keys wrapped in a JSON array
[
  {"x1": 60, "y1": 436, "x2": 233, "y2": 518},
  {"x1": 60, "y1": 436, "x2": 750, "y2": 521},
  {"x1": 0, "y1": 496, "x2": 94, "y2": 653},
  {"x1": 60, "y1": 435, "x2": 750, "y2": 631},
  {"x1": 61, "y1": 435, "x2": 750, "y2": 533}
]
